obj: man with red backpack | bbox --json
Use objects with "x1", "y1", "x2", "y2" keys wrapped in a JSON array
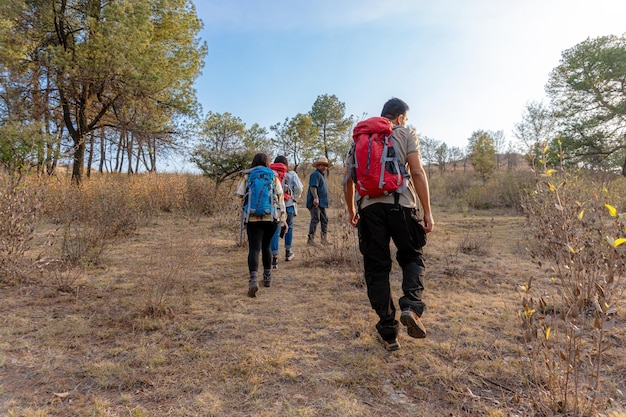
[{"x1": 343, "y1": 97, "x2": 434, "y2": 351}]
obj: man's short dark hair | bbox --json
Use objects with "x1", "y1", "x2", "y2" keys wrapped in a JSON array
[{"x1": 381, "y1": 97, "x2": 409, "y2": 120}]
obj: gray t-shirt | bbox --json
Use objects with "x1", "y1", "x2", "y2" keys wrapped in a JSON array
[{"x1": 345, "y1": 125, "x2": 421, "y2": 211}]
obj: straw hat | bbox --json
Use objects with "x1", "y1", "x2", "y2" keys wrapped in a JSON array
[{"x1": 312, "y1": 156, "x2": 331, "y2": 168}]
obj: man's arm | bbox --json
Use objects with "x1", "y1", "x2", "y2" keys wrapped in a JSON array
[
  {"x1": 343, "y1": 174, "x2": 359, "y2": 226},
  {"x1": 310, "y1": 186, "x2": 319, "y2": 206},
  {"x1": 407, "y1": 152, "x2": 434, "y2": 233}
]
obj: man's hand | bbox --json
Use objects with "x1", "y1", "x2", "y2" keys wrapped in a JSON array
[{"x1": 423, "y1": 212, "x2": 434, "y2": 233}]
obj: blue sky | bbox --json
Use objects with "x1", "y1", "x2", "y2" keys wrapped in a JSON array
[{"x1": 168, "y1": 0, "x2": 625, "y2": 170}]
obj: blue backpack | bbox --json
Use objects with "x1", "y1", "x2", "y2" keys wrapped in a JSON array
[{"x1": 243, "y1": 166, "x2": 279, "y2": 222}]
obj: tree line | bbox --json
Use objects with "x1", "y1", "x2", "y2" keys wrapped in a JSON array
[
  {"x1": 190, "y1": 94, "x2": 352, "y2": 194},
  {"x1": 1, "y1": 2, "x2": 624, "y2": 183},
  {"x1": 0, "y1": 0, "x2": 206, "y2": 184}
]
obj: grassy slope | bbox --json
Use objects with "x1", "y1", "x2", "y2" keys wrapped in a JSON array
[{"x1": 1, "y1": 205, "x2": 624, "y2": 416}]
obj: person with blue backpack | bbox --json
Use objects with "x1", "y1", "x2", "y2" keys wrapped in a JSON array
[
  {"x1": 235, "y1": 153, "x2": 287, "y2": 297},
  {"x1": 342, "y1": 97, "x2": 434, "y2": 351}
]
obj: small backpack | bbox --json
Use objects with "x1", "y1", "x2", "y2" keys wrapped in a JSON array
[
  {"x1": 282, "y1": 177, "x2": 292, "y2": 201},
  {"x1": 349, "y1": 116, "x2": 408, "y2": 198},
  {"x1": 243, "y1": 166, "x2": 280, "y2": 222}
]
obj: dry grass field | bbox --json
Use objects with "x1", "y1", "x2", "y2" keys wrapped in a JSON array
[{"x1": 1, "y1": 184, "x2": 625, "y2": 416}]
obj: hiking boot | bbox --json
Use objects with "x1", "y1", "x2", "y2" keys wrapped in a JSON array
[
  {"x1": 263, "y1": 271, "x2": 271, "y2": 288},
  {"x1": 400, "y1": 310, "x2": 426, "y2": 339},
  {"x1": 307, "y1": 235, "x2": 319, "y2": 247},
  {"x1": 321, "y1": 235, "x2": 331, "y2": 246},
  {"x1": 285, "y1": 249, "x2": 295, "y2": 261},
  {"x1": 248, "y1": 280, "x2": 258, "y2": 298},
  {"x1": 376, "y1": 333, "x2": 400, "y2": 351},
  {"x1": 271, "y1": 256, "x2": 278, "y2": 269}
]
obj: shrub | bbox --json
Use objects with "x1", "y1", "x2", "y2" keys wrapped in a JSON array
[
  {"x1": 464, "y1": 171, "x2": 535, "y2": 211},
  {"x1": 443, "y1": 171, "x2": 472, "y2": 199},
  {"x1": 519, "y1": 169, "x2": 625, "y2": 416},
  {"x1": 41, "y1": 174, "x2": 145, "y2": 267},
  {"x1": 0, "y1": 173, "x2": 44, "y2": 283}
]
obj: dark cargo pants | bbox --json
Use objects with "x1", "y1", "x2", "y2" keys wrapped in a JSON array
[{"x1": 357, "y1": 203, "x2": 426, "y2": 342}]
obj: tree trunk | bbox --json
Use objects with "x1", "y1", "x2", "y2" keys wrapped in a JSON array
[
  {"x1": 71, "y1": 134, "x2": 85, "y2": 186},
  {"x1": 86, "y1": 131, "x2": 94, "y2": 178},
  {"x1": 148, "y1": 137, "x2": 157, "y2": 172},
  {"x1": 134, "y1": 137, "x2": 140, "y2": 174},
  {"x1": 114, "y1": 128, "x2": 124, "y2": 172},
  {"x1": 621, "y1": 156, "x2": 626, "y2": 177},
  {"x1": 99, "y1": 126, "x2": 106, "y2": 173},
  {"x1": 126, "y1": 130, "x2": 134, "y2": 174}
]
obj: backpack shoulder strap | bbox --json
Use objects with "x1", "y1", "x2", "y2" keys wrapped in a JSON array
[{"x1": 341, "y1": 143, "x2": 356, "y2": 186}]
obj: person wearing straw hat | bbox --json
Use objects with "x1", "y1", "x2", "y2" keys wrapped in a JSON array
[{"x1": 306, "y1": 156, "x2": 331, "y2": 246}]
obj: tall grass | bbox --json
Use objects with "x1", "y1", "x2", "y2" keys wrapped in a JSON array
[
  {"x1": 431, "y1": 169, "x2": 536, "y2": 211},
  {"x1": 4, "y1": 171, "x2": 220, "y2": 285}
]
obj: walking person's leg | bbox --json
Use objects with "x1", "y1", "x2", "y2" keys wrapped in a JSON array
[
  {"x1": 320, "y1": 207, "x2": 329, "y2": 244},
  {"x1": 246, "y1": 223, "x2": 264, "y2": 297},
  {"x1": 261, "y1": 222, "x2": 278, "y2": 287},
  {"x1": 308, "y1": 206, "x2": 320, "y2": 245},
  {"x1": 358, "y1": 204, "x2": 398, "y2": 347},
  {"x1": 270, "y1": 225, "x2": 280, "y2": 269},
  {"x1": 391, "y1": 206, "x2": 427, "y2": 338},
  {"x1": 285, "y1": 206, "x2": 295, "y2": 260}
]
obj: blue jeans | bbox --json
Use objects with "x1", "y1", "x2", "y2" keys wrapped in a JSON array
[{"x1": 271, "y1": 205, "x2": 296, "y2": 255}]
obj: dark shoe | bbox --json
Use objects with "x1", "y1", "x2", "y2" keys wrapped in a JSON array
[
  {"x1": 285, "y1": 249, "x2": 295, "y2": 261},
  {"x1": 262, "y1": 271, "x2": 271, "y2": 287},
  {"x1": 376, "y1": 333, "x2": 400, "y2": 351},
  {"x1": 247, "y1": 281, "x2": 258, "y2": 298},
  {"x1": 400, "y1": 310, "x2": 426, "y2": 339},
  {"x1": 271, "y1": 257, "x2": 278, "y2": 269}
]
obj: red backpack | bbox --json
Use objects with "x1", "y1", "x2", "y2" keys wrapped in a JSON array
[
  {"x1": 350, "y1": 117, "x2": 408, "y2": 198},
  {"x1": 270, "y1": 162, "x2": 291, "y2": 201}
]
